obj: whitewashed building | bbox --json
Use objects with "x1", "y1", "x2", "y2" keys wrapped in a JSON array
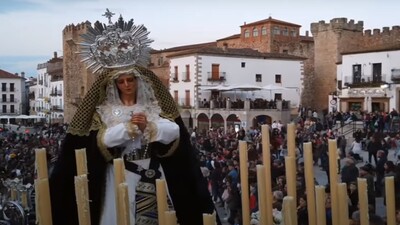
[
  {"x1": 168, "y1": 47, "x2": 304, "y2": 130},
  {"x1": 30, "y1": 52, "x2": 64, "y2": 124},
  {"x1": 336, "y1": 48, "x2": 400, "y2": 112},
  {"x1": 0, "y1": 70, "x2": 26, "y2": 116}
]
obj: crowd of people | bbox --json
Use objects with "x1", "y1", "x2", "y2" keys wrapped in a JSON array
[
  {"x1": 2, "y1": 108, "x2": 400, "y2": 225},
  {"x1": 192, "y1": 109, "x2": 400, "y2": 225}
]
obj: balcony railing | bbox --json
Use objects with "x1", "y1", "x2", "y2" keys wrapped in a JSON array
[
  {"x1": 391, "y1": 69, "x2": 400, "y2": 83},
  {"x1": 170, "y1": 73, "x2": 179, "y2": 82},
  {"x1": 50, "y1": 90, "x2": 63, "y2": 96},
  {"x1": 0, "y1": 110, "x2": 20, "y2": 114},
  {"x1": 197, "y1": 98, "x2": 290, "y2": 111},
  {"x1": 207, "y1": 72, "x2": 226, "y2": 82},
  {"x1": 181, "y1": 72, "x2": 191, "y2": 82},
  {"x1": 343, "y1": 74, "x2": 386, "y2": 87},
  {"x1": 175, "y1": 98, "x2": 192, "y2": 108},
  {"x1": 0, "y1": 99, "x2": 18, "y2": 103},
  {"x1": 0, "y1": 88, "x2": 17, "y2": 92},
  {"x1": 52, "y1": 105, "x2": 64, "y2": 111}
]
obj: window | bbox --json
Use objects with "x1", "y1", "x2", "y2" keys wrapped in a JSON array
[
  {"x1": 1, "y1": 83, "x2": 6, "y2": 92},
  {"x1": 10, "y1": 83, "x2": 14, "y2": 92},
  {"x1": 275, "y1": 74, "x2": 282, "y2": 83},
  {"x1": 273, "y1": 27, "x2": 280, "y2": 35},
  {"x1": 253, "y1": 28, "x2": 258, "y2": 37},
  {"x1": 372, "y1": 63, "x2": 382, "y2": 82},
  {"x1": 244, "y1": 29, "x2": 250, "y2": 38},
  {"x1": 2, "y1": 94, "x2": 6, "y2": 102},
  {"x1": 211, "y1": 64, "x2": 220, "y2": 80},
  {"x1": 352, "y1": 64, "x2": 361, "y2": 83},
  {"x1": 291, "y1": 30, "x2": 297, "y2": 37},
  {"x1": 174, "y1": 90, "x2": 178, "y2": 103},
  {"x1": 274, "y1": 93, "x2": 282, "y2": 101},
  {"x1": 2, "y1": 105, "x2": 6, "y2": 113},
  {"x1": 282, "y1": 49, "x2": 289, "y2": 54},
  {"x1": 10, "y1": 94, "x2": 14, "y2": 103},
  {"x1": 256, "y1": 74, "x2": 262, "y2": 82},
  {"x1": 261, "y1": 26, "x2": 267, "y2": 35},
  {"x1": 157, "y1": 57, "x2": 164, "y2": 66},
  {"x1": 185, "y1": 90, "x2": 190, "y2": 107},
  {"x1": 10, "y1": 105, "x2": 14, "y2": 113},
  {"x1": 241, "y1": 62, "x2": 246, "y2": 68},
  {"x1": 173, "y1": 66, "x2": 178, "y2": 81},
  {"x1": 184, "y1": 64, "x2": 190, "y2": 81},
  {"x1": 282, "y1": 27, "x2": 289, "y2": 36}
]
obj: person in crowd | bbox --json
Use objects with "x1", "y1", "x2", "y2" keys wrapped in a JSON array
[
  {"x1": 341, "y1": 158, "x2": 359, "y2": 185},
  {"x1": 297, "y1": 195, "x2": 309, "y2": 225},
  {"x1": 49, "y1": 10, "x2": 216, "y2": 225}
]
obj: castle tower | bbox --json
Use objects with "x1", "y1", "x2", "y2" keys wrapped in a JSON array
[
  {"x1": 62, "y1": 21, "x2": 96, "y2": 123},
  {"x1": 311, "y1": 18, "x2": 364, "y2": 110}
]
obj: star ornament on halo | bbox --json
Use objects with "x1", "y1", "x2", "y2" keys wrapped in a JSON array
[{"x1": 78, "y1": 9, "x2": 154, "y2": 74}]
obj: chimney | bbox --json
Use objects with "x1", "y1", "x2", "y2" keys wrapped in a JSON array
[
  {"x1": 21, "y1": 72, "x2": 25, "y2": 78},
  {"x1": 54, "y1": 51, "x2": 57, "y2": 58},
  {"x1": 305, "y1": 31, "x2": 309, "y2": 37},
  {"x1": 244, "y1": 22, "x2": 246, "y2": 25}
]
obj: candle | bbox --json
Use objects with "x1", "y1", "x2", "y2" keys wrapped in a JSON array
[
  {"x1": 118, "y1": 183, "x2": 130, "y2": 225},
  {"x1": 315, "y1": 186, "x2": 326, "y2": 225},
  {"x1": 156, "y1": 179, "x2": 168, "y2": 225},
  {"x1": 10, "y1": 188, "x2": 17, "y2": 201},
  {"x1": 261, "y1": 125, "x2": 273, "y2": 225},
  {"x1": 337, "y1": 183, "x2": 349, "y2": 225},
  {"x1": 203, "y1": 213, "x2": 214, "y2": 225},
  {"x1": 303, "y1": 143, "x2": 316, "y2": 225},
  {"x1": 385, "y1": 177, "x2": 395, "y2": 225},
  {"x1": 256, "y1": 165, "x2": 268, "y2": 225},
  {"x1": 282, "y1": 196, "x2": 297, "y2": 225},
  {"x1": 239, "y1": 140, "x2": 250, "y2": 225},
  {"x1": 74, "y1": 175, "x2": 91, "y2": 225},
  {"x1": 328, "y1": 140, "x2": 339, "y2": 225},
  {"x1": 75, "y1": 148, "x2": 88, "y2": 176},
  {"x1": 165, "y1": 211, "x2": 177, "y2": 225},
  {"x1": 287, "y1": 123, "x2": 296, "y2": 158},
  {"x1": 285, "y1": 156, "x2": 297, "y2": 201},
  {"x1": 36, "y1": 178, "x2": 53, "y2": 225},
  {"x1": 113, "y1": 158, "x2": 126, "y2": 225},
  {"x1": 21, "y1": 190, "x2": 28, "y2": 209},
  {"x1": 35, "y1": 148, "x2": 49, "y2": 180},
  {"x1": 357, "y1": 178, "x2": 369, "y2": 225}
]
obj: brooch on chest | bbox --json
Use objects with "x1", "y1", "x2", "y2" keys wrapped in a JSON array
[{"x1": 112, "y1": 108, "x2": 122, "y2": 117}]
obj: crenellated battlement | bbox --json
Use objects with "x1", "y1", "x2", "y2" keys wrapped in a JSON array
[
  {"x1": 363, "y1": 25, "x2": 400, "y2": 37},
  {"x1": 62, "y1": 21, "x2": 91, "y2": 35},
  {"x1": 311, "y1": 18, "x2": 364, "y2": 35}
]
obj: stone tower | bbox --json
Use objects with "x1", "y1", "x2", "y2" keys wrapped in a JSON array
[
  {"x1": 311, "y1": 18, "x2": 364, "y2": 110},
  {"x1": 62, "y1": 21, "x2": 96, "y2": 123}
]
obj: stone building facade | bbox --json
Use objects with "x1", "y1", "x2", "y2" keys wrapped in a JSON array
[{"x1": 62, "y1": 22, "x2": 96, "y2": 123}]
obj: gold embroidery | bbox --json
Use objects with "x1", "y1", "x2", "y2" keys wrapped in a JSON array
[{"x1": 157, "y1": 137, "x2": 180, "y2": 158}]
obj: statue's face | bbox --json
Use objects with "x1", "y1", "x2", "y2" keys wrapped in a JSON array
[{"x1": 115, "y1": 73, "x2": 137, "y2": 96}]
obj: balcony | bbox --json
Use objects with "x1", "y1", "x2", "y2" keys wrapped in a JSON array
[
  {"x1": 1, "y1": 110, "x2": 20, "y2": 115},
  {"x1": 170, "y1": 73, "x2": 179, "y2": 83},
  {"x1": 176, "y1": 98, "x2": 192, "y2": 109},
  {"x1": 50, "y1": 90, "x2": 63, "y2": 96},
  {"x1": 52, "y1": 105, "x2": 64, "y2": 112},
  {"x1": 181, "y1": 72, "x2": 191, "y2": 82},
  {"x1": 0, "y1": 98, "x2": 18, "y2": 103},
  {"x1": 343, "y1": 74, "x2": 386, "y2": 88},
  {"x1": 0, "y1": 88, "x2": 16, "y2": 92},
  {"x1": 207, "y1": 72, "x2": 226, "y2": 82},
  {"x1": 197, "y1": 98, "x2": 290, "y2": 110}
]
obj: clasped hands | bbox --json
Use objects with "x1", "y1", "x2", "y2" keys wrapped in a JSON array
[{"x1": 130, "y1": 112, "x2": 147, "y2": 132}]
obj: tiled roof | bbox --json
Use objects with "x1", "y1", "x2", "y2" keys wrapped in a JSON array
[
  {"x1": 217, "y1": 34, "x2": 241, "y2": 41},
  {"x1": 300, "y1": 35, "x2": 314, "y2": 42},
  {"x1": 151, "y1": 42, "x2": 217, "y2": 53},
  {"x1": 341, "y1": 44, "x2": 400, "y2": 55},
  {"x1": 0, "y1": 69, "x2": 23, "y2": 79},
  {"x1": 242, "y1": 17, "x2": 301, "y2": 28},
  {"x1": 167, "y1": 46, "x2": 306, "y2": 60}
]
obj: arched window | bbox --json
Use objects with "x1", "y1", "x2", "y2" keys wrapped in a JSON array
[
  {"x1": 261, "y1": 26, "x2": 267, "y2": 35},
  {"x1": 244, "y1": 29, "x2": 250, "y2": 38},
  {"x1": 253, "y1": 28, "x2": 258, "y2": 37}
]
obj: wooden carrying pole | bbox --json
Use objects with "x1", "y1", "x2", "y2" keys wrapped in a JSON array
[
  {"x1": 261, "y1": 125, "x2": 273, "y2": 225},
  {"x1": 74, "y1": 148, "x2": 91, "y2": 225},
  {"x1": 239, "y1": 141, "x2": 250, "y2": 225},
  {"x1": 303, "y1": 142, "x2": 316, "y2": 225}
]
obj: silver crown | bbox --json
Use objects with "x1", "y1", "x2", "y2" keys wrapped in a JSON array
[{"x1": 78, "y1": 9, "x2": 153, "y2": 74}]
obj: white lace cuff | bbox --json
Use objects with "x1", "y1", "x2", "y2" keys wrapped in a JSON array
[
  {"x1": 143, "y1": 121, "x2": 157, "y2": 142},
  {"x1": 124, "y1": 122, "x2": 142, "y2": 139}
]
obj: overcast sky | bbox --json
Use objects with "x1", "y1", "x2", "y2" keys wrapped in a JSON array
[{"x1": 0, "y1": 0, "x2": 399, "y2": 77}]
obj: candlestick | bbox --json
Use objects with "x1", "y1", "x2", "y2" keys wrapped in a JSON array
[
  {"x1": 282, "y1": 196, "x2": 297, "y2": 225},
  {"x1": 315, "y1": 186, "x2": 326, "y2": 225},
  {"x1": 357, "y1": 178, "x2": 369, "y2": 225},
  {"x1": 256, "y1": 165, "x2": 268, "y2": 225},
  {"x1": 74, "y1": 175, "x2": 91, "y2": 225},
  {"x1": 75, "y1": 148, "x2": 88, "y2": 176},
  {"x1": 287, "y1": 123, "x2": 296, "y2": 158},
  {"x1": 203, "y1": 213, "x2": 215, "y2": 225},
  {"x1": 35, "y1": 148, "x2": 49, "y2": 180},
  {"x1": 285, "y1": 156, "x2": 297, "y2": 201},
  {"x1": 21, "y1": 190, "x2": 28, "y2": 209},
  {"x1": 10, "y1": 188, "x2": 17, "y2": 201},
  {"x1": 328, "y1": 139, "x2": 339, "y2": 225},
  {"x1": 156, "y1": 179, "x2": 168, "y2": 225},
  {"x1": 303, "y1": 142, "x2": 316, "y2": 225},
  {"x1": 385, "y1": 177, "x2": 395, "y2": 225},
  {"x1": 239, "y1": 141, "x2": 250, "y2": 225},
  {"x1": 337, "y1": 183, "x2": 349, "y2": 225},
  {"x1": 118, "y1": 183, "x2": 130, "y2": 225},
  {"x1": 36, "y1": 178, "x2": 53, "y2": 225},
  {"x1": 261, "y1": 125, "x2": 273, "y2": 225},
  {"x1": 113, "y1": 158, "x2": 126, "y2": 225}
]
